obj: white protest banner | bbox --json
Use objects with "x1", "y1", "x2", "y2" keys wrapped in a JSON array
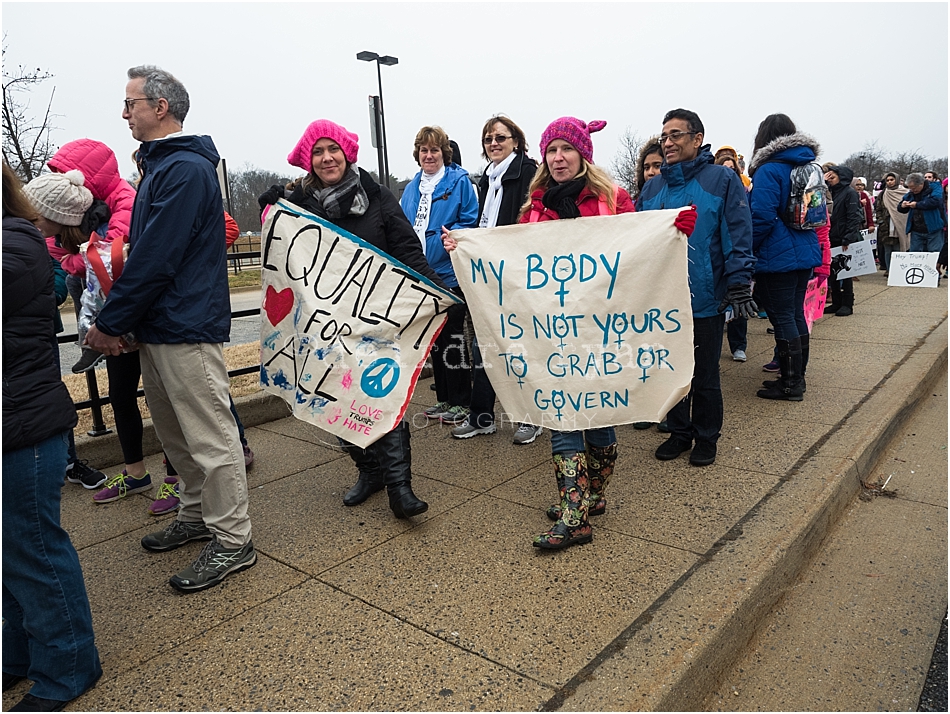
[
  {"x1": 862, "y1": 227, "x2": 877, "y2": 250},
  {"x1": 830, "y1": 239, "x2": 877, "y2": 278},
  {"x1": 450, "y1": 210, "x2": 693, "y2": 430},
  {"x1": 887, "y1": 252, "x2": 941, "y2": 288},
  {"x1": 260, "y1": 200, "x2": 462, "y2": 448}
]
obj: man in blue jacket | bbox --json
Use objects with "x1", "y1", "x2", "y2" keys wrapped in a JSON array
[
  {"x1": 638, "y1": 109, "x2": 757, "y2": 466},
  {"x1": 86, "y1": 65, "x2": 254, "y2": 593},
  {"x1": 899, "y1": 173, "x2": 946, "y2": 254}
]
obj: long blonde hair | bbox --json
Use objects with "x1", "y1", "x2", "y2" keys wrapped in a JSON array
[{"x1": 518, "y1": 158, "x2": 617, "y2": 220}]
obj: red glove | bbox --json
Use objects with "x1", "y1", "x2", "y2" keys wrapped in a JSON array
[{"x1": 674, "y1": 206, "x2": 697, "y2": 237}]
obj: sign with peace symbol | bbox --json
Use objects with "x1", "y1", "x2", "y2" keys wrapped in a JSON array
[
  {"x1": 360, "y1": 358, "x2": 401, "y2": 398},
  {"x1": 905, "y1": 267, "x2": 925, "y2": 285}
]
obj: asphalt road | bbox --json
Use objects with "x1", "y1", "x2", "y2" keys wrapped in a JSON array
[{"x1": 57, "y1": 289, "x2": 262, "y2": 376}]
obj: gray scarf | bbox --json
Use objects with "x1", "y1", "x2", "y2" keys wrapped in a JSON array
[{"x1": 308, "y1": 164, "x2": 369, "y2": 220}]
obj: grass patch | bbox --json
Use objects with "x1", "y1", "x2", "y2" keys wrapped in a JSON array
[{"x1": 227, "y1": 269, "x2": 262, "y2": 289}]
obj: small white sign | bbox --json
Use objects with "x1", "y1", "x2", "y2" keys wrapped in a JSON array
[
  {"x1": 830, "y1": 239, "x2": 877, "y2": 278},
  {"x1": 887, "y1": 252, "x2": 941, "y2": 288}
]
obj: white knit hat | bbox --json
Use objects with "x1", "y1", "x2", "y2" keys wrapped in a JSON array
[{"x1": 23, "y1": 170, "x2": 93, "y2": 227}]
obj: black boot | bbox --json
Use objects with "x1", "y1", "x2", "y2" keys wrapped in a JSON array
[
  {"x1": 763, "y1": 334, "x2": 808, "y2": 393},
  {"x1": 757, "y1": 338, "x2": 803, "y2": 401},
  {"x1": 375, "y1": 421, "x2": 428, "y2": 518},
  {"x1": 341, "y1": 443, "x2": 384, "y2": 506}
]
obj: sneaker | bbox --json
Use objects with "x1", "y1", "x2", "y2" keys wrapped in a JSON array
[
  {"x1": 655, "y1": 435, "x2": 692, "y2": 461},
  {"x1": 452, "y1": 418, "x2": 497, "y2": 439},
  {"x1": 757, "y1": 311, "x2": 768, "y2": 319},
  {"x1": 93, "y1": 470, "x2": 152, "y2": 503},
  {"x1": 732, "y1": 349, "x2": 747, "y2": 362},
  {"x1": 766, "y1": 327, "x2": 775, "y2": 335},
  {"x1": 512, "y1": 423, "x2": 543, "y2": 445},
  {"x1": 439, "y1": 405, "x2": 470, "y2": 426},
  {"x1": 423, "y1": 401, "x2": 451, "y2": 420},
  {"x1": 148, "y1": 477, "x2": 181, "y2": 516},
  {"x1": 169, "y1": 538, "x2": 257, "y2": 593},
  {"x1": 243, "y1": 444, "x2": 254, "y2": 469},
  {"x1": 633, "y1": 422, "x2": 653, "y2": 430},
  {"x1": 71, "y1": 347, "x2": 105, "y2": 373},
  {"x1": 141, "y1": 519, "x2": 212, "y2": 552},
  {"x1": 8, "y1": 693, "x2": 69, "y2": 712},
  {"x1": 65, "y1": 459, "x2": 107, "y2": 489},
  {"x1": 762, "y1": 360, "x2": 780, "y2": 373}
]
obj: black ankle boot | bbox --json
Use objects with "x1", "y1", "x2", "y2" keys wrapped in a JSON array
[
  {"x1": 375, "y1": 422, "x2": 428, "y2": 518},
  {"x1": 341, "y1": 444, "x2": 383, "y2": 506}
]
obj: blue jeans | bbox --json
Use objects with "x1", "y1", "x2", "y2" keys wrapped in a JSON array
[
  {"x1": 880, "y1": 241, "x2": 897, "y2": 271},
  {"x1": 666, "y1": 313, "x2": 725, "y2": 445},
  {"x1": 726, "y1": 316, "x2": 747, "y2": 353},
  {"x1": 910, "y1": 231, "x2": 945, "y2": 253},
  {"x1": 2, "y1": 431, "x2": 102, "y2": 700},
  {"x1": 754, "y1": 269, "x2": 811, "y2": 340},
  {"x1": 550, "y1": 426, "x2": 616, "y2": 455}
]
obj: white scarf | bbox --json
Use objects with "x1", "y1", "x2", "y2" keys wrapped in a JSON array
[
  {"x1": 479, "y1": 152, "x2": 518, "y2": 228},
  {"x1": 412, "y1": 165, "x2": 445, "y2": 253}
]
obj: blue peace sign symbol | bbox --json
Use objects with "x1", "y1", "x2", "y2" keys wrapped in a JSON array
[{"x1": 360, "y1": 358, "x2": 401, "y2": 398}]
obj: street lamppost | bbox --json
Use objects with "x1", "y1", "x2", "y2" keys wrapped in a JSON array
[{"x1": 357, "y1": 50, "x2": 398, "y2": 189}]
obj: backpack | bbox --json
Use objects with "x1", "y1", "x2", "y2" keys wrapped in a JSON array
[{"x1": 784, "y1": 163, "x2": 828, "y2": 230}]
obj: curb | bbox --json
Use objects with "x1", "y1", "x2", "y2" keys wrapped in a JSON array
[
  {"x1": 549, "y1": 317, "x2": 948, "y2": 711},
  {"x1": 74, "y1": 390, "x2": 291, "y2": 469}
]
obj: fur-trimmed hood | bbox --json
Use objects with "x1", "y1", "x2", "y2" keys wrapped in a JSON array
[{"x1": 748, "y1": 132, "x2": 821, "y2": 177}]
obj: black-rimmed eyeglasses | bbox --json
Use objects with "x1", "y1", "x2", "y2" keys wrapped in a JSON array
[{"x1": 124, "y1": 97, "x2": 157, "y2": 111}]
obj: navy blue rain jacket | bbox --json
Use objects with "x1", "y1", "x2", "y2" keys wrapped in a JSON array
[
  {"x1": 638, "y1": 145, "x2": 756, "y2": 318},
  {"x1": 97, "y1": 135, "x2": 229, "y2": 343},
  {"x1": 898, "y1": 181, "x2": 946, "y2": 234},
  {"x1": 747, "y1": 133, "x2": 822, "y2": 275}
]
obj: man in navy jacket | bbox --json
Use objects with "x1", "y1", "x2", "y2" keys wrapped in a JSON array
[
  {"x1": 87, "y1": 65, "x2": 254, "y2": 593},
  {"x1": 899, "y1": 173, "x2": 946, "y2": 254},
  {"x1": 638, "y1": 108, "x2": 756, "y2": 467}
]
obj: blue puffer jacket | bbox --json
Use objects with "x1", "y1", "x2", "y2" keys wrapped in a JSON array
[
  {"x1": 400, "y1": 163, "x2": 479, "y2": 288},
  {"x1": 638, "y1": 145, "x2": 756, "y2": 318},
  {"x1": 747, "y1": 132, "x2": 822, "y2": 275},
  {"x1": 97, "y1": 134, "x2": 229, "y2": 343},
  {"x1": 898, "y1": 181, "x2": 946, "y2": 234}
]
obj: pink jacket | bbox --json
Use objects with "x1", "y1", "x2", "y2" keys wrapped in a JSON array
[{"x1": 48, "y1": 139, "x2": 136, "y2": 247}]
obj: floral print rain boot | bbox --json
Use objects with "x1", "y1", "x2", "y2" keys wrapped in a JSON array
[
  {"x1": 546, "y1": 442, "x2": 618, "y2": 520},
  {"x1": 534, "y1": 452, "x2": 592, "y2": 550}
]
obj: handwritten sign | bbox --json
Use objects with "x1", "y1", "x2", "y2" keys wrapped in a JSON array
[
  {"x1": 449, "y1": 210, "x2": 693, "y2": 430},
  {"x1": 887, "y1": 252, "x2": 941, "y2": 288},
  {"x1": 803, "y1": 276, "x2": 828, "y2": 331},
  {"x1": 260, "y1": 200, "x2": 462, "y2": 447},
  {"x1": 830, "y1": 239, "x2": 877, "y2": 279}
]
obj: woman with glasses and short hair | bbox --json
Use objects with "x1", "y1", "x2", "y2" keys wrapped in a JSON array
[
  {"x1": 400, "y1": 126, "x2": 479, "y2": 429},
  {"x1": 450, "y1": 116, "x2": 541, "y2": 445}
]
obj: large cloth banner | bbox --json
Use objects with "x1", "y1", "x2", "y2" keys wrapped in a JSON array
[
  {"x1": 260, "y1": 200, "x2": 462, "y2": 448},
  {"x1": 450, "y1": 210, "x2": 693, "y2": 430}
]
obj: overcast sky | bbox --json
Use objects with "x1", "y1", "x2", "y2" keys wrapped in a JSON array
[{"x1": 4, "y1": 2, "x2": 948, "y2": 183}]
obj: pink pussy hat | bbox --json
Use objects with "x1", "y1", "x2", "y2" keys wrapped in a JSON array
[
  {"x1": 287, "y1": 120, "x2": 359, "y2": 172},
  {"x1": 540, "y1": 117, "x2": 607, "y2": 164}
]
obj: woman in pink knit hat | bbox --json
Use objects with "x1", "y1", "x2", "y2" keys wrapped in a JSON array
[{"x1": 259, "y1": 119, "x2": 449, "y2": 519}]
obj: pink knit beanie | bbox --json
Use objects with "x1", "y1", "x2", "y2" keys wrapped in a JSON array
[
  {"x1": 540, "y1": 117, "x2": 607, "y2": 164},
  {"x1": 287, "y1": 120, "x2": 359, "y2": 172}
]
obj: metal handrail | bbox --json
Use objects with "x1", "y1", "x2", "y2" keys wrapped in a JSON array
[{"x1": 63, "y1": 251, "x2": 262, "y2": 436}]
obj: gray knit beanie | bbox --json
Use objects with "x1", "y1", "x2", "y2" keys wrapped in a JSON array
[{"x1": 24, "y1": 170, "x2": 93, "y2": 226}]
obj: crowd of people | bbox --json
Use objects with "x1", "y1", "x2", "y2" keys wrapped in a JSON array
[{"x1": 3, "y1": 62, "x2": 947, "y2": 710}]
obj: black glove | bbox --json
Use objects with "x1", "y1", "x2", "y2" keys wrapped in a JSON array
[
  {"x1": 718, "y1": 283, "x2": 758, "y2": 320},
  {"x1": 258, "y1": 184, "x2": 284, "y2": 213}
]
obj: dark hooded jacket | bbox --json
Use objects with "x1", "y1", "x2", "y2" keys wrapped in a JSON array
[
  {"x1": 827, "y1": 165, "x2": 863, "y2": 248},
  {"x1": 897, "y1": 180, "x2": 945, "y2": 234},
  {"x1": 3, "y1": 215, "x2": 77, "y2": 452},
  {"x1": 747, "y1": 132, "x2": 822, "y2": 274},
  {"x1": 476, "y1": 151, "x2": 537, "y2": 227},
  {"x1": 96, "y1": 134, "x2": 230, "y2": 343}
]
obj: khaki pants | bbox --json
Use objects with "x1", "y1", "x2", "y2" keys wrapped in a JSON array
[{"x1": 140, "y1": 343, "x2": 251, "y2": 548}]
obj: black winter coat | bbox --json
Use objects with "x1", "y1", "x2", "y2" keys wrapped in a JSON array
[
  {"x1": 287, "y1": 169, "x2": 448, "y2": 290},
  {"x1": 475, "y1": 152, "x2": 538, "y2": 227},
  {"x1": 828, "y1": 170, "x2": 863, "y2": 248},
  {"x1": 3, "y1": 215, "x2": 77, "y2": 452}
]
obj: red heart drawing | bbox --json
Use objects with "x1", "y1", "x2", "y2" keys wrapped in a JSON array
[{"x1": 263, "y1": 285, "x2": 294, "y2": 325}]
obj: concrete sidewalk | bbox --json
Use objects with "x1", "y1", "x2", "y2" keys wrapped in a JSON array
[{"x1": 4, "y1": 271, "x2": 946, "y2": 712}]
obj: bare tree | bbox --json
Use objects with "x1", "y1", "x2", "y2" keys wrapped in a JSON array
[
  {"x1": 2, "y1": 41, "x2": 58, "y2": 181},
  {"x1": 843, "y1": 140, "x2": 948, "y2": 185},
  {"x1": 610, "y1": 127, "x2": 643, "y2": 197},
  {"x1": 227, "y1": 163, "x2": 293, "y2": 233}
]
